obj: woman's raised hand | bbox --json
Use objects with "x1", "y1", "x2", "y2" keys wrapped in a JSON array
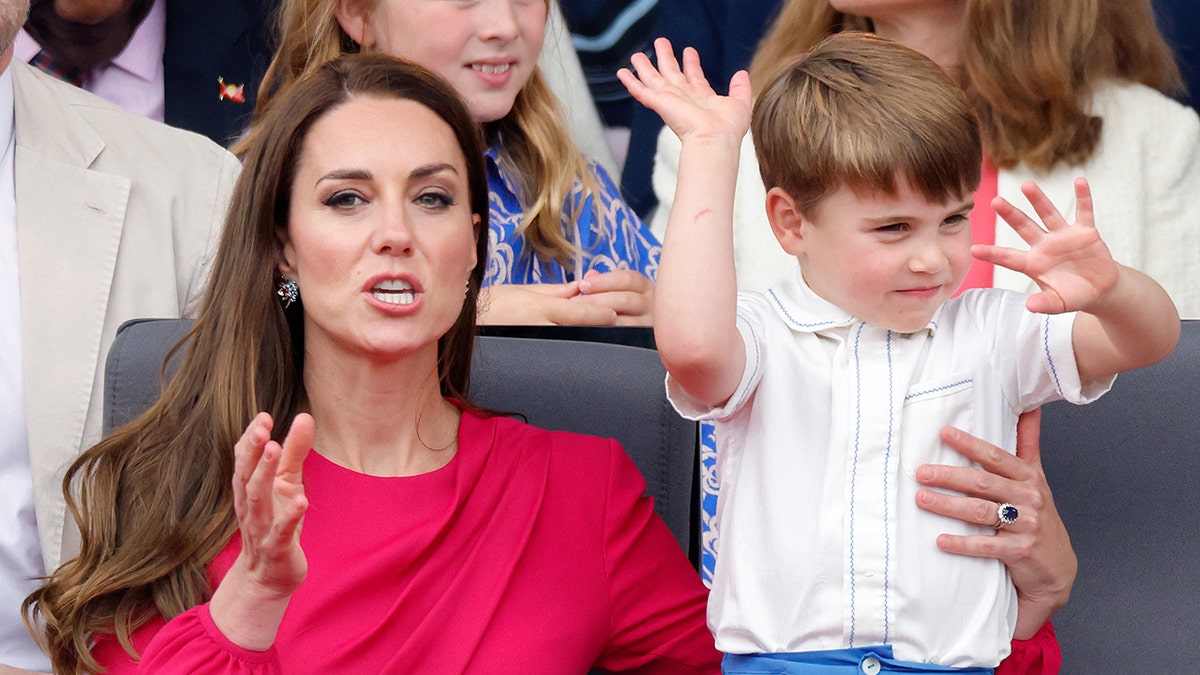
[
  {"x1": 210, "y1": 412, "x2": 314, "y2": 651},
  {"x1": 234, "y1": 411, "x2": 312, "y2": 596},
  {"x1": 618, "y1": 37, "x2": 752, "y2": 145}
]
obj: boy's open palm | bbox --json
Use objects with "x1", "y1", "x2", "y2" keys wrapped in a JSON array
[
  {"x1": 974, "y1": 178, "x2": 1118, "y2": 315},
  {"x1": 618, "y1": 37, "x2": 752, "y2": 144}
]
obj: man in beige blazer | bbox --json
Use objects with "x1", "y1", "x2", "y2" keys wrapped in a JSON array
[{"x1": 0, "y1": 2, "x2": 239, "y2": 668}]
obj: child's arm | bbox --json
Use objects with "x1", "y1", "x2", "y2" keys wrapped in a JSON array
[
  {"x1": 974, "y1": 178, "x2": 1180, "y2": 381},
  {"x1": 618, "y1": 39, "x2": 754, "y2": 407}
]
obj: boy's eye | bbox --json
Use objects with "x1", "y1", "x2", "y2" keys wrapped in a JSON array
[
  {"x1": 943, "y1": 214, "x2": 969, "y2": 227},
  {"x1": 323, "y1": 190, "x2": 366, "y2": 209},
  {"x1": 877, "y1": 222, "x2": 908, "y2": 233}
]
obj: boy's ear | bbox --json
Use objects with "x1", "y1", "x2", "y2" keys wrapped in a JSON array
[
  {"x1": 766, "y1": 187, "x2": 807, "y2": 256},
  {"x1": 335, "y1": 0, "x2": 377, "y2": 50}
]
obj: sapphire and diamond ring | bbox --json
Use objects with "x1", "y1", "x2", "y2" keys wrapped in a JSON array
[{"x1": 994, "y1": 502, "x2": 1019, "y2": 529}]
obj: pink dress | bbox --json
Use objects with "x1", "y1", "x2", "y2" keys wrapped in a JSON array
[{"x1": 92, "y1": 411, "x2": 719, "y2": 674}]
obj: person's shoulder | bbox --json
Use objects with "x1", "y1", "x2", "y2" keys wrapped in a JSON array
[
  {"x1": 14, "y1": 60, "x2": 237, "y2": 170},
  {"x1": 467, "y1": 411, "x2": 643, "y2": 510},
  {"x1": 938, "y1": 289, "x2": 1046, "y2": 343},
  {"x1": 465, "y1": 409, "x2": 615, "y2": 449},
  {"x1": 1090, "y1": 79, "x2": 1199, "y2": 128}
]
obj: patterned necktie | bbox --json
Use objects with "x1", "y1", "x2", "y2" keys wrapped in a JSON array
[{"x1": 29, "y1": 50, "x2": 85, "y2": 88}]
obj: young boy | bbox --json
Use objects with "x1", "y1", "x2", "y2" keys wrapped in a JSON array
[{"x1": 619, "y1": 33, "x2": 1180, "y2": 672}]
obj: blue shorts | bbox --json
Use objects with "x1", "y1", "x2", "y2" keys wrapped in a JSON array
[{"x1": 722, "y1": 647, "x2": 994, "y2": 674}]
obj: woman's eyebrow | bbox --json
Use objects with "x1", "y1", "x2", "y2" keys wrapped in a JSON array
[
  {"x1": 315, "y1": 168, "x2": 373, "y2": 186},
  {"x1": 410, "y1": 163, "x2": 459, "y2": 179}
]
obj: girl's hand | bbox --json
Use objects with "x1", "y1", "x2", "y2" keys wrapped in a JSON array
[
  {"x1": 576, "y1": 269, "x2": 655, "y2": 326},
  {"x1": 477, "y1": 283, "x2": 619, "y2": 326}
]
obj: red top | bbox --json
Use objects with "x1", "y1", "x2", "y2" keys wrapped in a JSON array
[
  {"x1": 957, "y1": 158, "x2": 999, "y2": 295},
  {"x1": 91, "y1": 412, "x2": 719, "y2": 674},
  {"x1": 998, "y1": 621, "x2": 1062, "y2": 675}
]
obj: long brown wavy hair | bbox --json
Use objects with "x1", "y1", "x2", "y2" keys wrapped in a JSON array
[
  {"x1": 241, "y1": 0, "x2": 600, "y2": 271},
  {"x1": 25, "y1": 53, "x2": 491, "y2": 674},
  {"x1": 747, "y1": 0, "x2": 1182, "y2": 171}
]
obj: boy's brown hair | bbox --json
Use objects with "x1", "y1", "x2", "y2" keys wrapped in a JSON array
[{"x1": 752, "y1": 32, "x2": 982, "y2": 217}]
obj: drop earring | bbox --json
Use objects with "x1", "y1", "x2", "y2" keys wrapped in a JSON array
[{"x1": 277, "y1": 277, "x2": 299, "y2": 308}]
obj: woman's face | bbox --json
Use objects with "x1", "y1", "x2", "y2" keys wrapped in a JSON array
[
  {"x1": 340, "y1": 0, "x2": 547, "y2": 123},
  {"x1": 281, "y1": 95, "x2": 479, "y2": 363}
]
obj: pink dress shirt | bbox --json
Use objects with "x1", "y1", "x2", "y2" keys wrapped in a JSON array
[{"x1": 14, "y1": 0, "x2": 166, "y2": 121}]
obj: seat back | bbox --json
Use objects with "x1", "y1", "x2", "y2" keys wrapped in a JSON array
[
  {"x1": 103, "y1": 319, "x2": 699, "y2": 560},
  {"x1": 1040, "y1": 320, "x2": 1200, "y2": 673}
]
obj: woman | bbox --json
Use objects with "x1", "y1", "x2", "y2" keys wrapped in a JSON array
[
  {"x1": 25, "y1": 54, "x2": 718, "y2": 674},
  {"x1": 243, "y1": 0, "x2": 659, "y2": 326},
  {"x1": 651, "y1": 0, "x2": 1200, "y2": 314}
]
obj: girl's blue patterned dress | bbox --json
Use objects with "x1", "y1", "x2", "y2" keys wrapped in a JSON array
[{"x1": 484, "y1": 147, "x2": 661, "y2": 284}]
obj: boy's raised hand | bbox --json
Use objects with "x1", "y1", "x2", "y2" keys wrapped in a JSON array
[
  {"x1": 618, "y1": 37, "x2": 752, "y2": 145},
  {"x1": 973, "y1": 178, "x2": 1119, "y2": 315}
]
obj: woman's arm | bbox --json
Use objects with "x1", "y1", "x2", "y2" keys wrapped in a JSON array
[
  {"x1": 595, "y1": 440, "x2": 720, "y2": 673},
  {"x1": 914, "y1": 409, "x2": 1075, "y2": 642}
]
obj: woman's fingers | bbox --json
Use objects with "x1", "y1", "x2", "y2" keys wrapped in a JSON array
[
  {"x1": 931, "y1": 528, "x2": 1037, "y2": 564},
  {"x1": 935, "y1": 425, "x2": 1037, "y2": 482},
  {"x1": 242, "y1": 437, "x2": 283, "y2": 538},
  {"x1": 278, "y1": 413, "x2": 314, "y2": 481},
  {"x1": 233, "y1": 412, "x2": 273, "y2": 520},
  {"x1": 236, "y1": 413, "x2": 312, "y2": 547}
]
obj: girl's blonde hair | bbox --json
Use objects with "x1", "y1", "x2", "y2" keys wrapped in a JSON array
[
  {"x1": 244, "y1": 0, "x2": 599, "y2": 269},
  {"x1": 747, "y1": 0, "x2": 1182, "y2": 172}
]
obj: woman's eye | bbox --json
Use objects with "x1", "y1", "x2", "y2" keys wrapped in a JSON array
[
  {"x1": 322, "y1": 191, "x2": 366, "y2": 209},
  {"x1": 416, "y1": 191, "x2": 454, "y2": 209}
]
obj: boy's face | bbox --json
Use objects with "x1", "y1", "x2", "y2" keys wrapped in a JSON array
[{"x1": 795, "y1": 180, "x2": 974, "y2": 333}]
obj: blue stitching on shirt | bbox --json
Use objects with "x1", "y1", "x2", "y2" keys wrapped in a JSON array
[
  {"x1": 767, "y1": 289, "x2": 844, "y2": 329},
  {"x1": 1043, "y1": 315, "x2": 1065, "y2": 397},
  {"x1": 883, "y1": 330, "x2": 893, "y2": 645},
  {"x1": 731, "y1": 317, "x2": 763, "y2": 411},
  {"x1": 903, "y1": 379, "x2": 973, "y2": 401},
  {"x1": 849, "y1": 323, "x2": 864, "y2": 647}
]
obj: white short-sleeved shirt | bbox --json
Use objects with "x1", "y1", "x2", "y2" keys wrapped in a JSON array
[{"x1": 668, "y1": 268, "x2": 1112, "y2": 668}]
